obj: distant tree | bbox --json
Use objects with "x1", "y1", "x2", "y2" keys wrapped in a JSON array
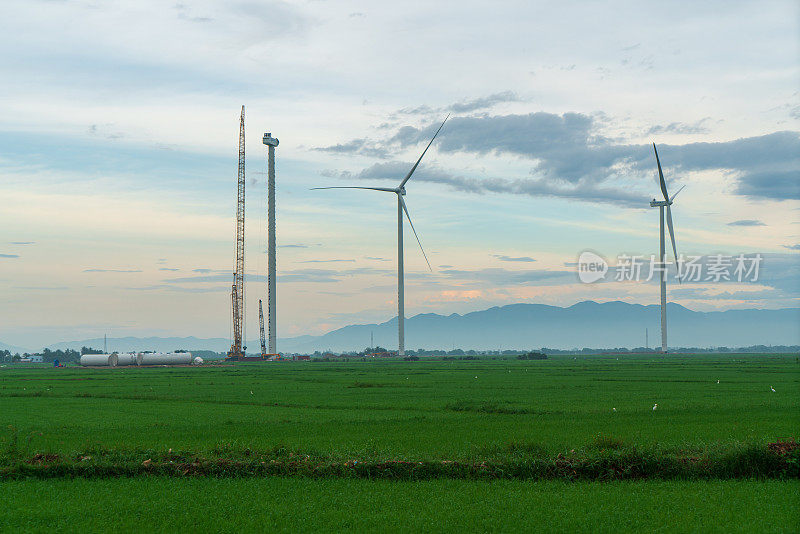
[
  {"x1": 81, "y1": 346, "x2": 103, "y2": 355},
  {"x1": 518, "y1": 351, "x2": 547, "y2": 360},
  {"x1": 12, "y1": 354, "x2": 21, "y2": 362}
]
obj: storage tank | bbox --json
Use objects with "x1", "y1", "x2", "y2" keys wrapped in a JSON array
[
  {"x1": 192, "y1": 357, "x2": 204, "y2": 366},
  {"x1": 116, "y1": 352, "x2": 142, "y2": 366},
  {"x1": 140, "y1": 352, "x2": 193, "y2": 365},
  {"x1": 80, "y1": 353, "x2": 118, "y2": 367}
]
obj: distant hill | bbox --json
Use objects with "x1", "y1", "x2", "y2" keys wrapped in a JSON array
[
  {"x1": 0, "y1": 341, "x2": 33, "y2": 354},
  {"x1": 277, "y1": 301, "x2": 800, "y2": 353},
  {"x1": 36, "y1": 301, "x2": 800, "y2": 353}
]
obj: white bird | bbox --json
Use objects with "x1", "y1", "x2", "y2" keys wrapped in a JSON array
[
  {"x1": 612, "y1": 408, "x2": 616, "y2": 412},
  {"x1": 770, "y1": 386, "x2": 776, "y2": 392},
  {"x1": 652, "y1": 403, "x2": 658, "y2": 411},
  {"x1": 717, "y1": 380, "x2": 720, "y2": 384},
  {"x1": 250, "y1": 390, "x2": 254, "y2": 395}
]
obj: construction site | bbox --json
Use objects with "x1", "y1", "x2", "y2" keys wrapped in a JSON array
[{"x1": 225, "y1": 106, "x2": 283, "y2": 363}]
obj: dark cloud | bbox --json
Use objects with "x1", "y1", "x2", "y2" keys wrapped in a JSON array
[
  {"x1": 734, "y1": 169, "x2": 799, "y2": 201},
  {"x1": 339, "y1": 161, "x2": 644, "y2": 207},
  {"x1": 727, "y1": 220, "x2": 766, "y2": 227},
  {"x1": 83, "y1": 268, "x2": 141, "y2": 273},
  {"x1": 320, "y1": 111, "x2": 799, "y2": 204},
  {"x1": 493, "y1": 254, "x2": 536, "y2": 262},
  {"x1": 782, "y1": 244, "x2": 800, "y2": 250},
  {"x1": 10, "y1": 241, "x2": 34, "y2": 245},
  {"x1": 158, "y1": 267, "x2": 180, "y2": 271},
  {"x1": 0, "y1": 253, "x2": 19, "y2": 258},
  {"x1": 365, "y1": 256, "x2": 390, "y2": 261},
  {"x1": 278, "y1": 243, "x2": 320, "y2": 248}
]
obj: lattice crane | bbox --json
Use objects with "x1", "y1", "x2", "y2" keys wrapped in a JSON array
[{"x1": 227, "y1": 106, "x2": 246, "y2": 360}]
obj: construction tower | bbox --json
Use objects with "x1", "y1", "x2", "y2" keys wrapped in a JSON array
[
  {"x1": 263, "y1": 131, "x2": 279, "y2": 354},
  {"x1": 227, "y1": 106, "x2": 246, "y2": 360}
]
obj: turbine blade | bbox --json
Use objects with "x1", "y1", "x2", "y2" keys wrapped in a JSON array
[
  {"x1": 311, "y1": 186, "x2": 397, "y2": 193},
  {"x1": 666, "y1": 204, "x2": 681, "y2": 283},
  {"x1": 669, "y1": 184, "x2": 685, "y2": 202},
  {"x1": 653, "y1": 143, "x2": 669, "y2": 202},
  {"x1": 399, "y1": 196, "x2": 432, "y2": 271},
  {"x1": 398, "y1": 114, "x2": 450, "y2": 189}
]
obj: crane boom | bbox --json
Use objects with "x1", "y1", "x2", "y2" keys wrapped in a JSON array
[
  {"x1": 258, "y1": 299, "x2": 267, "y2": 359},
  {"x1": 227, "y1": 106, "x2": 246, "y2": 360}
]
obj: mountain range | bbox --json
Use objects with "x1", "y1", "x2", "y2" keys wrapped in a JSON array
[{"x1": 6, "y1": 301, "x2": 799, "y2": 354}]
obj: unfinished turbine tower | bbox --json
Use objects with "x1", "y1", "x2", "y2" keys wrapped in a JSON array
[
  {"x1": 263, "y1": 130, "x2": 279, "y2": 354},
  {"x1": 650, "y1": 143, "x2": 685, "y2": 353},
  {"x1": 227, "y1": 106, "x2": 247, "y2": 360},
  {"x1": 314, "y1": 116, "x2": 448, "y2": 356}
]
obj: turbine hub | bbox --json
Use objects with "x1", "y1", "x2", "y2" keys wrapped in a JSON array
[
  {"x1": 263, "y1": 133, "x2": 279, "y2": 147},
  {"x1": 398, "y1": 187, "x2": 406, "y2": 196}
]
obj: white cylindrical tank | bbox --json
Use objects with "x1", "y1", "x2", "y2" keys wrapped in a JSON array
[
  {"x1": 80, "y1": 353, "x2": 118, "y2": 367},
  {"x1": 140, "y1": 352, "x2": 193, "y2": 365},
  {"x1": 116, "y1": 353, "x2": 142, "y2": 366},
  {"x1": 192, "y1": 357, "x2": 204, "y2": 366}
]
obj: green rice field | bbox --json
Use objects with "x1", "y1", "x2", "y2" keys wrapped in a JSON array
[{"x1": 1, "y1": 354, "x2": 798, "y2": 531}]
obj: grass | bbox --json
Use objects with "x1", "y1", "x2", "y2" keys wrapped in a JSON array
[
  {"x1": 1, "y1": 478, "x2": 797, "y2": 533},
  {"x1": 0, "y1": 354, "x2": 797, "y2": 459},
  {"x1": 0, "y1": 353, "x2": 797, "y2": 530}
]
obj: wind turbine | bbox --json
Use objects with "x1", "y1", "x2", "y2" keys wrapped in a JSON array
[
  {"x1": 650, "y1": 143, "x2": 685, "y2": 353},
  {"x1": 313, "y1": 116, "x2": 448, "y2": 356}
]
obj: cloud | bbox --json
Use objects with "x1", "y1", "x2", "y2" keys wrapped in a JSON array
[
  {"x1": 125, "y1": 285, "x2": 227, "y2": 293},
  {"x1": 314, "y1": 139, "x2": 389, "y2": 159},
  {"x1": 365, "y1": 256, "x2": 391, "y2": 261},
  {"x1": 158, "y1": 267, "x2": 180, "y2": 271},
  {"x1": 447, "y1": 91, "x2": 522, "y2": 113},
  {"x1": 164, "y1": 267, "x2": 392, "y2": 285},
  {"x1": 646, "y1": 119, "x2": 711, "y2": 136},
  {"x1": 278, "y1": 243, "x2": 321, "y2": 248},
  {"x1": 733, "y1": 169, "x2": 799, "y2": 201},
  {"x1": 298, "y1": 259, "x2": 356, "y2": 263},
  {"x1": 727, "y1": 220, "x2": 766, "y2": 227},
  {"x1": 338, "y1": 160, "x2": 644, "y2": 206},
  {"x1": 0, "y1": 254, "x2": 20, "y2": 258},
  {"x1": 438, "y1": 267, "x2": 573, "y2": 286},
  {"x1": 10, "y1": 241, "x2": 35, "y2": 245},
  {"x1": 325, "y1": 112, "x2": 799, "y2": 204},
  {"x1": 83, "y1": 268, "x2": 141, "y2": 273},
  {"x1": 493, "y1": 254, "x2": 536, "y2": 262},
  {"x1": 15, "y1": 286, "x2": 67, "y2": 291},
  {"x1": 782, "y1": 244, "x2": 800, "y2": 251}
]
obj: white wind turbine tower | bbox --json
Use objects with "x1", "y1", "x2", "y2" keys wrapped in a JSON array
[
  {"x1": 650, "y1": 143, "x2": 685, "y2": 353},
  {"x1": 314, "y1": 116, "x2": 448, "y2": 356}
]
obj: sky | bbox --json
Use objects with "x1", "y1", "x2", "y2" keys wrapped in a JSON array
[{"x1": 0, "y1": 0, "x2": 798, "y2": 349}]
